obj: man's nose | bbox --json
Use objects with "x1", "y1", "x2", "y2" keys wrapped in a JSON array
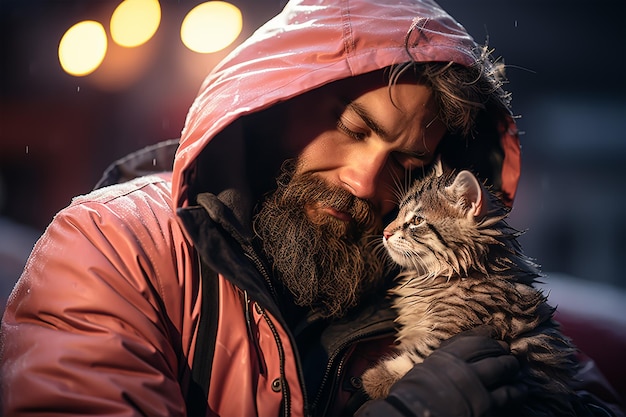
[{"x1": 338, "y1": 151, "x2": 387, "y2": 199}]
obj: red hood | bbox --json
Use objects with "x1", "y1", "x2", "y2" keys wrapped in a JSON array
[{"x1": 172, "y1": 0, "x2": 520, "y2": 210}]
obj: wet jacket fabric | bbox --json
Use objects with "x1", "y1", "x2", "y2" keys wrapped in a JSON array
[{"x1": 1, "y1": 0, "x2": 622, "y2": 416}]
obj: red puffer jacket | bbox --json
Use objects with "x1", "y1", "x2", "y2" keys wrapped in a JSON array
[{"x1": 0, "y1": 165, "x2": 397, "y2": 416}]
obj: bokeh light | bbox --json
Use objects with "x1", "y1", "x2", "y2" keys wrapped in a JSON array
[
  {"x1": 180, "y1": 1, "x2": 243, "y2": 54},
  {"x1": 89, "y1": 34, "x2": 158, "y2": 91},
  {"x1": 58, "y1": 20, "x2": 108, "y2": 76},
  {"x1": 110, "y1": 0, "x2": 161, "y2": 48}
]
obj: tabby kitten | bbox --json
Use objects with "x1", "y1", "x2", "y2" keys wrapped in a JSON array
[{"x1": 361, "y1": 169, "x2": 579, "y2": 416}]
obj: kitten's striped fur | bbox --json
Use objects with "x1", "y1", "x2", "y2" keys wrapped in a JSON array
[{"x1": 361, "y1": 169, "x2": 579, "y2": 415}]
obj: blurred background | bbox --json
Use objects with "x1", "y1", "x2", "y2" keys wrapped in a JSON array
[{"x1": 1, "y1": 0, "x2": 624, "y2": 400}]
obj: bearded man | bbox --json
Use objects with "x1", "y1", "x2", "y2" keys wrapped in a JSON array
[{"x1": 2, "y1": 1, "x2": 623, "y2": 416}]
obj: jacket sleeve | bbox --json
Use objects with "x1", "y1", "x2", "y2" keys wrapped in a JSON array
[
  {"x1": 0, "y1": 182, "x2": 191, "y2": 416},
  {"x1": 569, "y1": 355, "x2": 625, "y2": 417}
]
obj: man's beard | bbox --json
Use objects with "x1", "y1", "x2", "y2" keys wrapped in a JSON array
[{"x1": 253, "y1": 161, "x2": 385, "y2": 319}]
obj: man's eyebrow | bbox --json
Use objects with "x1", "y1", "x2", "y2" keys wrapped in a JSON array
[
  {"x1": 346, "y1": 100, "x2": 430, "y2": 159},
  {"x1": 346, "y1": 101, "x2": 392, "y2": 142}
]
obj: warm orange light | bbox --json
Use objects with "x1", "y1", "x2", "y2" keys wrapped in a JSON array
[
  {"x1": 58, "y1": 21, "x2": 108, "y2": 76},
  {"x1": 111, "y1": 0, "x2": 161, "y2": 47},
  {"x1": 181, "y1": 1, "x2": 242, "y2": 54}
]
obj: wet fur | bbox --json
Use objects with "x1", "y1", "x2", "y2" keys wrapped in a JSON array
[{"x1": 361, "y1": 170, "x2": 580, "y2": 416}]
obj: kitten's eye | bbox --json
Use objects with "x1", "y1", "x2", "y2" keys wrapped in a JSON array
[{"x1": 409, "y1": 216, "x2": 424, "y2": 226}]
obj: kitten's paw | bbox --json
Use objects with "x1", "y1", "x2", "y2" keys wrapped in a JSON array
[
  {"x1": 361, "y1": 354, "x2": 417, "y2": 400},
  {"x1": 361, "y1": 364, "x2": 397, "y2": 399}
]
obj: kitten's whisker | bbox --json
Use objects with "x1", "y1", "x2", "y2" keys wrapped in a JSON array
[{"x1": 385, "y1": 165, "x2": 411, "y2": 206}]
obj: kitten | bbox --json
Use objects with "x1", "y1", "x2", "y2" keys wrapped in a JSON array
[{"x1": 361, "y1": 168, "x2": 579, "y2": 416}]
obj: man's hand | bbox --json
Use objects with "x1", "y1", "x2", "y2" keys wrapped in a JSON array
[{"x1": 356, "y1": 326, "x2": 527, "y2": 417}]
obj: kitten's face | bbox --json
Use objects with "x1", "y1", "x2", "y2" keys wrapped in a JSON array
[{"x1": 382, "y1": 170, "x2": 484, "y2": 274}]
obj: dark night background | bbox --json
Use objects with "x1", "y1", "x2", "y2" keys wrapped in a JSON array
[{"x1": 1, "y1": 0, "x2": 625, "y2": 400}]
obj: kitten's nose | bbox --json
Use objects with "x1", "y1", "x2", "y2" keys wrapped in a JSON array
[{"x1": 383, "y1": 230, "x2": 392, "y2": 240}]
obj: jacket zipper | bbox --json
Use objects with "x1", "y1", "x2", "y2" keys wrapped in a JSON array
[
  {"x1": 310, "y1": 327, "x2": 395, "y2": 415},
  {"x1": 238, "y1": 240, "x2": 311, "y2": 416},
  {"x1": 243, "y1": 249, "x2": 279, "y2": 302},
  {"x1": 243, "y1": 290, "x2": 291, "y2": 414},
  {"x1": 260, "y1": 305, "x2": 291, "y2": 417},
  {"x1": 244, "y1": 290, "x2": 267, "y2": 376},
  {"x1": 234, "y1": 235, "x2": 280, "y2": 304}
]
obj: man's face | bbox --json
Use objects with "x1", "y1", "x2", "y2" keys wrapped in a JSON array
[
  {"x1": 281, "y1": 70, "x2": 447, "y2": 220},
  {"x1": 254, "y1": 71, "x2": 446, "y2": 318}
]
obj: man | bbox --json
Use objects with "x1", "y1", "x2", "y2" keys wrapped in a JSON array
[{"x1": 1, "y1": 0, "x2": 622, "y2": 416}]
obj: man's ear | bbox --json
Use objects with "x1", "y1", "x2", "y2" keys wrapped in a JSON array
[{"x1": 446, "y1": 170, "x2": 486, "y2": 219}]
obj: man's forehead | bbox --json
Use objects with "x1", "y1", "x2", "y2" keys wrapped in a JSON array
[{"x1": 320, "y1": 69, "x2": 390, "y2": 97}]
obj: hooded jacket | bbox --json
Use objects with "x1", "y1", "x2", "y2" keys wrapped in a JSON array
[{"x1": 1, "y1": 1, "x2": 621, "y2": 416}]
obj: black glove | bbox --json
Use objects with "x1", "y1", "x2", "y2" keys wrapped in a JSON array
[{"x1": 356, "y1": 326, "x2": 527, "y2": 417}]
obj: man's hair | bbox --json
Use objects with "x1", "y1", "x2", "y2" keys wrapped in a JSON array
[{"x1": 389, "y1": 46, "x2": 511, "y2": 138}]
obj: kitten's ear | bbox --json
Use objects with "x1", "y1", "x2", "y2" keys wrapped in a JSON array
[{"x1": 446, "y1": 170, "x2": 486, "y2": 219}]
